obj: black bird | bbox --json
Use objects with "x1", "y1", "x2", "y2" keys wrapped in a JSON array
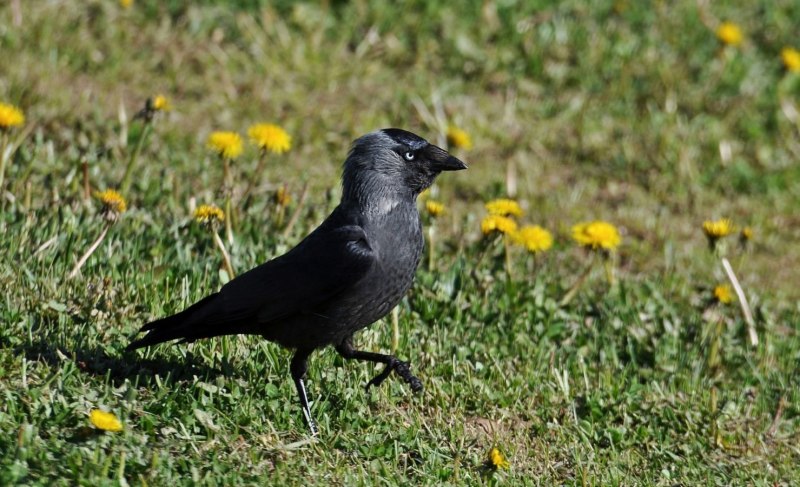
[{"x1": 127, "y1": 128, "x2": 467, "y2": 434}]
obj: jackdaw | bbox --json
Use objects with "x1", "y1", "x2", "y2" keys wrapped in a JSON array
[{"x1": 127, "y1": 128, "x2": 467, "y2": 434}]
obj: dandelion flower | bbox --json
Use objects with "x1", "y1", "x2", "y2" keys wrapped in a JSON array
[
  {"x1": 481, "y1": 215, "x2": 517, "y2": 236},
  {"x1": 274, "y1": 186, "x2": 291, "y2": 207},
  {"x1": 0, "y1": 102, "x2": 25, "y2": 130},
  {"x1": 485, "y1": 198, "x2": 523, "y2": 217},
  {"x1": 119, "y1": 0, "x2": 133, "y2": 8},
  {"x1": 714, "y1": 284, "x2": 734, "y2": 305},
  {"x1": 425, "y1": 200, "x2": 445, "y2": 217},
  {"x1": 248, "y1": 123, "x2": 291, "y2": 154},
  {"x1": 194, "y1": 204, "x2": 234, "y2": 278},
  {"x1": 207, "y1": 131, "x2": 243, "y2": 160},
  {"x1": 446, "y1": 126, "x2": 472, "y2": 150},
  {"x1": 487, "y1": 447, "x2": 510, "y2": 470},
  {"x1": 152, "y1": 95, "x2": 170, "y2": 111},
  {"x1": 68, "y1": 191, "x2": 127, "y2": 278},
  {"x1": 208, "y1": 132, "x2": 243, "y2": 243},
  {"x1": 572, "y1": 221, "x2": 621, "y2": 251},
  {"x1": 134, "y1": 95, "x2": 168, "y2": 123},
  {"x1": 241, "y1": 127, "x2": 292, "y2": 201},
  {"x1": 0, "y1": 102, "x2": 26, "y2": 194},
  {"x1": 194, "y1": 204, "x2": 225, "y2": 225},
  {"x1": 716, "y1": 22, "x2": 743, "y2": 46},
  {"x1": 94, "y1": 189, "x2": 127, "y2": 215},
  {"x1": 89, "y1": 409, "x2": 123, "y2": 432},
  {"x1": 702, "y1": 218, "x2": 734, "y2": 245},
  {"x1": 512, "y1": 225, "x2": 553, "y2": 253},
  {"x1": 781, "y1": 47, "x2": 800, "y2": 73},
  {"x1": 563, "y1": 221, "x2": 621, "y2": 303}
]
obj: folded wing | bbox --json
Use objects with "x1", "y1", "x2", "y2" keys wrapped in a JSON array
[{"x1": 127, "y1": 224, "x2": 375, "y2": 349}]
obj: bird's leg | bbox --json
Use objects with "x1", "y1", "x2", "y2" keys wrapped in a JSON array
[
  {"x1": 335, "y1": 337, "x2": 423, "y2": 392},
  {"x1": 290, "y1": 349, "x2": 318, "y2": 436}
]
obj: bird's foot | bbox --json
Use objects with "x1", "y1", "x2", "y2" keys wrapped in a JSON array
[
  {"x1": 395, "y1": 361, "x2": 424, "y2": 393},
  {"x1": 365, "y1": 359, "x2": 423, "y2": 393}
]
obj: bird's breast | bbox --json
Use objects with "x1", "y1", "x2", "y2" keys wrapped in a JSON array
[{"x1": 338, "y1": 207, "x2": 423, "y2": 332}]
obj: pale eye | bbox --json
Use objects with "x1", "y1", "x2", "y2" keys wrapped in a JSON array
[{"x1": 403, "y1": 151, "x2": 415, "y2": 161}]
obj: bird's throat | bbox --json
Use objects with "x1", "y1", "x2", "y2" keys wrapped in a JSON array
[{"x1": 343, "y1": 177, "x2": 414, "y2": 218}]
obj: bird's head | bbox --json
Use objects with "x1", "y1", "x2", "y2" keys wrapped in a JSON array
[{"x1": 342, "y1": 128, "x2": 467, "y2": 202}]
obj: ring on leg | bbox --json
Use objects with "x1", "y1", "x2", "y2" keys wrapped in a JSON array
[
  {"x1": 296, "y1": 377, "x2": 319, "y2": 436},
  {"x1": 291, "y1": 349, "x2": 318, "y2": 436}
]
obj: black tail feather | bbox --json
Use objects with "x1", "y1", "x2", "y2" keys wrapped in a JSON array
[
  {"x1": 126, "y1": 315, "x2": 188, "y2": 350},
  {"x1": 127, "y1": 293, "x2": 223, "y2": 350}
]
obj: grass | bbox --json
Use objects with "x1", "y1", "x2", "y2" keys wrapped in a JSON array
[{"x1": 2, "y1": 0, "x2": 800, "y2": 484}]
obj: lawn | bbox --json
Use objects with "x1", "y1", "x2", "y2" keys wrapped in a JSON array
[{"x1": 1, "y1": 0, "x2": 799, "y2": 485}]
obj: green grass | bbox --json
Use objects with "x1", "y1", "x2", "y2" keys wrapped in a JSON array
[{"x1": 2, "y1": 0, "x2": 800, "y2": 484}]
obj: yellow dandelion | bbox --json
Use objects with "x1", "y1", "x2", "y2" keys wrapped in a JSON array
[
  {"x1": 740, "y1": 226, "x2": 753, "y2": 241},
  {"x1": 716, "y1": 21, "x2": 743, "y2": 47},
  {"x1": 193, "y1": 204, "x2": 234, "y2": 277},
  {"x1": 152, "y1": 95, "x2": 170, "y2": 111},
  {"x1": 714, "y1": 284, "x2": 734, "y2": 305},
  {"x1": 248, "y1": 123, "x2": 292, "y2": 154},
  {"x1": 135, "y1": 95, "x2": 168, "y2": 123},
  {"x1": 485, "y1": 198, "x2": 523, "y2": 218},
  {"x1": 781, "y1": 47, "x2": 800, "y2": 73},
  {"x1": 481, "y1": 215, "x2": 518, "y2": 236},
  {"x1": 488, "y1": 447, "x2": 510, "y2": 470},
  {"x1": 0, "y1": 102, "x2": 25, "y2": 130},
  {"x1": 512, "y1": 225, "x2": 553, "y2": 253},
  {"x1": 425, "y1": 200, "x2": 445, "y2": 217},
  {"x1": 702, "y1": 218, "x2": 734, "y2": 240},
  {"x1": 572, "y1": 221, "x2": 621, "y2": 251},
  {"x1": 194, "y1": 204, "x2": 225, "y2": 224},
  {"x1": 120, "y1": 0, "x2": 133, "y2": 8},
  {"x1": 207, "y1": 131, "x2": 243, "y2": 160},
  {"x1": 89, "y1": 409, "x2": 123, "y2": 432},
  {"x1": 94, "y1": 189, "x2": 127, "y2": 214},
  {"x1": 68, "y1": 193, "x2": 126, "y2": 277},
  {"x1": 275, "y1": 187, "x2": 291, "y2": 207},
  {"x1": 446, "y1": 126, "x2": 472, "y2": 150}
]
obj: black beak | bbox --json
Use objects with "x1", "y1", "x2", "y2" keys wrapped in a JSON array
[{"x1": 425, "y1": 144, "x2": 468, "y2": 171}]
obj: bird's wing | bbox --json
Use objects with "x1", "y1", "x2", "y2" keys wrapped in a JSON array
[{"x1": 214, "y1": 224, "x2": 375, "y2": 326}]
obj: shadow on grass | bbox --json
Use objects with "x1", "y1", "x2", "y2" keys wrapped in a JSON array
[{"x1": 16, "y1": 339, "x2": 228, "y2": 388}]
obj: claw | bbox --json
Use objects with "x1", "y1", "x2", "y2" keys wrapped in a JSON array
[
  {"x1": 336, "y1": 338, "x2": 424, "y2": 395},
  {"x1": 395, "y1": 361, "x2": 424, "y2": 393},
  {"x1": 364, "y1": 359, "x2": 423, "y2": 393}
]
